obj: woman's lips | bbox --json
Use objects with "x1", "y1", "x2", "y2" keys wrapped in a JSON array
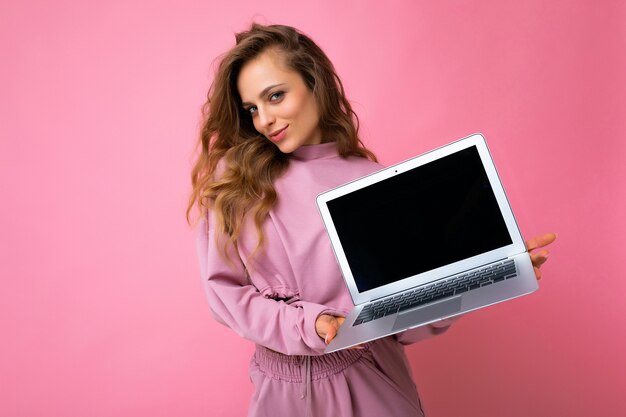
[{"x1": 269, "y1": 126, "x2": 288, "y2": 142}]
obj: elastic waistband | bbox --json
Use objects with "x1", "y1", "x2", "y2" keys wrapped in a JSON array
[{"x1": 253, "y1": 344, "x2": 370, "y2": 382}]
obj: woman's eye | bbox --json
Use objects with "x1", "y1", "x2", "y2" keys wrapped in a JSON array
[
  {"x1": 269, "y1": 91, "x2": 284, "y2": 101},
  {"x1": 247, "y1": 106, "x2": 257, "y2": 115}
]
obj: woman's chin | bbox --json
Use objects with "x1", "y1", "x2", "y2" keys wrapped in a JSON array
[{"x1": 274, "y1": 140, "x2": 298, "y2": 154}]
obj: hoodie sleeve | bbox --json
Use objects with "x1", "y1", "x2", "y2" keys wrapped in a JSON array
[{"x1": 195, "y1": 210, "x2": 330, "y2": 356}]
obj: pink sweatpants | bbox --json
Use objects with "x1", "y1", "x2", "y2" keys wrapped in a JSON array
[{"x1": 248, "y1": 337, "x2": 426, "y2": 417}]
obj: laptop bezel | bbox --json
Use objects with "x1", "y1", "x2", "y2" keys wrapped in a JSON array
[{"x1": 316, "y1": 133, "x2": 527, "y2": 306}]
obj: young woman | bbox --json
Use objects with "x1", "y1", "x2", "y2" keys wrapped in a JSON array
[{"x1": 188, "y1": 23, "x2": 555, "y2": 417}]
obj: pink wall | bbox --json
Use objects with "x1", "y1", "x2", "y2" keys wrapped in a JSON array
[{"x1": 1, "y1": 1, "x2": 624, "y2": 416}]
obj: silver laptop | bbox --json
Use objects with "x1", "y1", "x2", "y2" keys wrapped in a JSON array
[{"x1": 317, "y1": 133, "x2": 538, "y2": 353}]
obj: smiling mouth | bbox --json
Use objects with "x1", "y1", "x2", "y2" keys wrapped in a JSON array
[{"x1": 269, "y1": 126, "x2": 288, "y2": 142}]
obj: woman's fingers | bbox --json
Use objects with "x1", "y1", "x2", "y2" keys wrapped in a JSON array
[
  {"x1": 325, "y1": 317, "x2": 346, "y2": 344},
  {"x1": 349, "y1": 343, "x2": 365, "y2": 350},
  {"x1": 317, "y1": 315, "x2": 346, "y2": 344},
  {"x1": 526, "y1": 233, "x2": 557, "y2": 252},
  {"x1": 530, "y1": 250, "x2": 550, "y2": 267},
  {"x1": 324, "y1": 324, "x2": 337, "y2": 345},
  {"x1": 530, "y1": 249, "x2": 549, "y2": 280},
  {"x1": 525, "y1": 233, "x2": 556, "y2": 281}
]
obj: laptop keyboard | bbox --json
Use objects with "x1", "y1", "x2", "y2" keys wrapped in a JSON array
[{"x1": 353, "y1": 259, "x2": 517, "y2": 326}]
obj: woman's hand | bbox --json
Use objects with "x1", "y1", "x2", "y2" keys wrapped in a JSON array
[
  {"x1": 315, "y1": 314, "x2": 345, "y2": 345},
  {"x1": 525, "y1": 232, "x2": 558, "y2": 280}
]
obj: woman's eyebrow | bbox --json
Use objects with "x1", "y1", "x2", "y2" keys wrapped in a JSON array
[{"x1": 241, "y1": 83, "x2": 286, "y2": 106}]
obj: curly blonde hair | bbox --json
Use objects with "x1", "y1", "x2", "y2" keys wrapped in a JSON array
[{"x1": 187, "y1": 23, "x2": 376, "y2": 258}]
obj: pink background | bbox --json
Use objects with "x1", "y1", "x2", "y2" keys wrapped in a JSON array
[{"x1": 2, "y1": 1, "x2": 625, "y2": 416}]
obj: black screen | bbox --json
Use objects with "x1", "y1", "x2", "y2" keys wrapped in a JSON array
[{"x1": 327, "y1": 146, "x2": 512, "y2": 293}]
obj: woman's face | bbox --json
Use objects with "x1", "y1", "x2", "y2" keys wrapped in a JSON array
[{"x1": 237, "y1": 49, "x2": 322, "y2": 154}]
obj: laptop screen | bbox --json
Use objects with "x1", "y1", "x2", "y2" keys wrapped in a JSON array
[{"x1": 327, "y1": 145, "x2": 513, "y2": 293}]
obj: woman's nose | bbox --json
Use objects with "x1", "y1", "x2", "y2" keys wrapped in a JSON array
[{"x1": 257, "y1": 108, "x2": 275, "y2": 130}]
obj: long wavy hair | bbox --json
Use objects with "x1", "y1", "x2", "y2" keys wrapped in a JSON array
[{"x1": 187, "y1": 23, "x2": 377, "y2": 258}]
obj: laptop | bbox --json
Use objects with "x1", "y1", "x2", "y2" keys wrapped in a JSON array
[{"x1": 316, "y1": 133, "x2": 538, "y2": 353}]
